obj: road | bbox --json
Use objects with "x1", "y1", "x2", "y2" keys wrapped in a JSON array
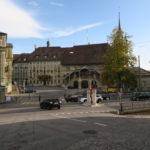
[{"x1": 0, "y1": 102, "x2": 150, "y2": 150}]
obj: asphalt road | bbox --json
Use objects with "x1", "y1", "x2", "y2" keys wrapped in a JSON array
[{"x1": 0, "y1": 103, "x2": 150, "y2": 150}]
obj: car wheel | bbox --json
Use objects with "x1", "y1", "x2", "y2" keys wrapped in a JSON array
[
  {"x1": 106, "y1": 97, "x2": 110, "y2": 100},
  {"x1": 57, "y1": 106, "x2": 60, "y2": 109},
  {"x1": 48, "y1": 106, "x2": 52, "y2": 110},
  {"x1": 40, "y1": 106, "x2": 43, "y2": 109}
]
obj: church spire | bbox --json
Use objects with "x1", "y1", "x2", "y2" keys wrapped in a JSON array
[{"x1": 118, "y1": 12, "x2": 121, "y2": 30}]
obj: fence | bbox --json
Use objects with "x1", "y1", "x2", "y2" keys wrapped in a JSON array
[
  {"x1": 10, "y1": 95, "x2": 39, "y2": 103},
  {"x1": 119, "y1": 101, "x2": 150, "y2": 114}
]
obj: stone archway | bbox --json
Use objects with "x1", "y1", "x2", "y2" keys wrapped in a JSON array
[
  {"x1": 81, "y1": 80, "x2": 88, "y2": 89},
  {"x1": 64, "y1": 67, "x2": 101, "y2": 89}
]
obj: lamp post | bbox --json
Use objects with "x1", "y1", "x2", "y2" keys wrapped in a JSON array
[{"x1": 138, "y1": 55, "x2": 141, "y2": 91}]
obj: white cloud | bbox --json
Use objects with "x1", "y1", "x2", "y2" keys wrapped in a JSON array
[
  {"x1": 28, "y1": 1, "x2": 39, "y2": 7},
  {"x1": 0, "y1": 0, "x2": 103, "y2": 39},
  {"x1": 0, "y1": 0, "x2": 43, "y2": 38},
  {"x1": 50, "y1": 2, "x2": 64, "y2": 7},
  {"x1": 52, "y1": 22, "x2": 103, "y2": 37}
]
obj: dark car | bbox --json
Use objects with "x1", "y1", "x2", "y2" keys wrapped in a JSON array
[
  {"x1": 65, "y1": 95, "x2": 80, "y2": 102},
  {"x1": 101, "y1": 93, "x2": 110, "y2": 100},
  {"x1": 96, "y1": 92, "x2": 110, "y2": 100},
  {"x1": 40, "y1": 99, "x2": 61, "y2": 109},
  {"x1": 25, "y1": 87, "x2": 36, "y2": 93},
  {"x1": 131, "y1": 92, "x2": 150, "y2": 101}
]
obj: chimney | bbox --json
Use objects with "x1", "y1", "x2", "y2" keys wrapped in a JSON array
[{"x1": 47, "y1": 40, "x2": 50, "y2": 47}]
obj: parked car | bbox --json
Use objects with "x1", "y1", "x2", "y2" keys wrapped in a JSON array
[
  {"x1": 79, "y1": 94, "x2": 103, "y2": 103},
  {"x1": 65, "y1": 95, "x2": 81, "y2": 102},
  {"x1": 101, "y1": 93, "x2": 110, "y2": 100},
  {"x1": 25, "y1": 87, "x2": 36, "y2": 93},
  {"x1": 131, "y1": 92, "x2": 150, "y2": 101},
  {"x1": 40, "y1": 99, "x2": 61, "y2": 110},
  {"x1": 79, "y1": 96, "x2": 87, "y2": 103},
  {"x1": 96, "y1": 94, "x2": 103, "y2": 103}
]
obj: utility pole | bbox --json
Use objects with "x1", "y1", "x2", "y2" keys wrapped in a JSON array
[{"x1": 138, "y1": 55, "x2": 141, "y2": 91}]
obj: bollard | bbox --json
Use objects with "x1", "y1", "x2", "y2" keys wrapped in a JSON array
[
  {"x1": 39, "y1": 95, "x2": 41, "y2": 103},
  {"x1": 119, "y1": 102, "x2": 123, "y2": 115}
]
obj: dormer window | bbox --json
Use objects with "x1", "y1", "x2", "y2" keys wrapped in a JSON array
[
  {"x1": 69, "y1": 51, "x2": 74, "y2": 54},
  {"x1": 53, "y1": 55, "x2": 56, "y2": 59},
  {"x1": 44, "y1": 55, "x2": 47, "y2": 59}
]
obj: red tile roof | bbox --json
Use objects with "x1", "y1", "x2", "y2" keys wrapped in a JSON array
[
  {"x1": 61, "y1": 43, "x2": 109, "y2": 65},
  {"x1": 13, "y1": 43, "x2": 109, "y2": 65}
]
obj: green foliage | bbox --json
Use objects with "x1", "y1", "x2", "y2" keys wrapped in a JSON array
[{"x1": 102, "y1": 27, "x2": 137, "y2": 91}]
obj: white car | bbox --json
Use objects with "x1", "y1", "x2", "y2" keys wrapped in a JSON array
[
  {"x1": 79, "y1": 97, "x2": 87, "y2": 103},
  {"x1": 79, "y1": 94, "x2": 103, "y2": 103},
  {"x1": 96, "y1": 94, "x2": 103, "y2": 103}
]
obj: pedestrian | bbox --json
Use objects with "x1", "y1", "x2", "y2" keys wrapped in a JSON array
[
  {"x1": 118, "y1": 91, "x2": 122, "y2": 101},
  {"x1": 39, "y1": 95, "x2": 41, "y2": 102}
]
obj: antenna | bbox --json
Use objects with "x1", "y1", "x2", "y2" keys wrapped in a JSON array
[
  {"x1": 47, "y1": 38, "x2": 50, "y2": 47},
  {"x1": 86, "y1": 29, "x2": 90, "y2": 45},
  {"x1": 34, "y1": 44, "x2": 37, "y2": 50},
  {"x1": 118, "y1": 6, "x2": 121, "y2": 30}
]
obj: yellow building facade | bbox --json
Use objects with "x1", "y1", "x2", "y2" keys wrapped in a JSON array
[{"x1": 0, "y1": 32, "x2": 13, "y2": 93}]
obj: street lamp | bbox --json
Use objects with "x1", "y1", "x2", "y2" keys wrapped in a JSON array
[{"x1": 138, "y1": 55, "x2": 141, "y2": 91}]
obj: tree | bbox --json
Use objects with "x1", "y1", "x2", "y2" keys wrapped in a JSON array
[
  {"x1": 38, "y1": 75, "x2": 52, "y2": 86},
  {"x1": 102, "y1": 23, "x2": 137, "y2": 91}
]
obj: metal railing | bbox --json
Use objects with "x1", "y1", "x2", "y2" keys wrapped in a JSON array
[{"x1": 119, "y1": 101, "x2": 150, "y2": 114}]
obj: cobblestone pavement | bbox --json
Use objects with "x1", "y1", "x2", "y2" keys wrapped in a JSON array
[{"x1": 0, "y1": 103, "x2": 150, "y2": 150}]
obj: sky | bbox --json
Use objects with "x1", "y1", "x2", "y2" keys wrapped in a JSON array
[{"x1": 0, "y1": 0, "x2": 150, "y2": 70}]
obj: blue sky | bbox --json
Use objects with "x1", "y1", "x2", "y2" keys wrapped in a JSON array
[{"x1": 0, "y1": 0, "x2": 150, "y2": 70}]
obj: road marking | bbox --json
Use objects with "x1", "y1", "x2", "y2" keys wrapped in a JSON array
[
  {"x1": 94, "y1": 122, "x2": 107, "y2": 127},
  {"x1": 50, "y1": 114, "x2": 87, "y2": 123},
  {"x1": 68, "y1": 118, "x2": 87, "y2": 123},
  {"x1": 79, "y1": 112, "x2": 84, "y2": 114}
]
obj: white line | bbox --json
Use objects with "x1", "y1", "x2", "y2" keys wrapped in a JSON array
[
  {"x1": 78, "y1": 112, "x2": 84, "y2": 114},
  {"x1": 94, "y1": 122, "x2": 107, "y2": 127},
  {"x1": 69, "y1": 118, "x2": 87, "y2": 123},
  {"x1": 66, "y1": 113, "x2": 71, "y2": 115},
  {"x1": 51, "y1": 114, "x2": 87, "y2": 123}
]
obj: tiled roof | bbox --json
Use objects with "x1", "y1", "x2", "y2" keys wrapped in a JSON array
[
  {"x1": 13, "y1": 53, "x2": 30, "y2": 63},
  {"x1": 13, "y1": 43, "x2": 109, "y2": 65},
  {"x1": 0, "y1": 32, "x2": 7, "y2": 36},
  {"x1": 132, "y1": 67, "x2": 150, "y2": 76},
  {"x1": 61, "y1": 43, "x2": 109, "y2": 65},
  {"x1": 29, "y1": 47, "x2": 63, "y2": 61}
]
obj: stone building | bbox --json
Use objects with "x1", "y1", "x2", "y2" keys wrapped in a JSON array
[
  {"x1": 13, "y1": 42, "x2": 150, "y2": 91},
  {"x1": 13, "y1": 43, "x2": 109, "y2": 89},
  {"x1": 133, "y1": 67, "x2": 150, "y2": 91},
  {"x1": 0, "y1": 32, "x2": 13, "y2": 93}
]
